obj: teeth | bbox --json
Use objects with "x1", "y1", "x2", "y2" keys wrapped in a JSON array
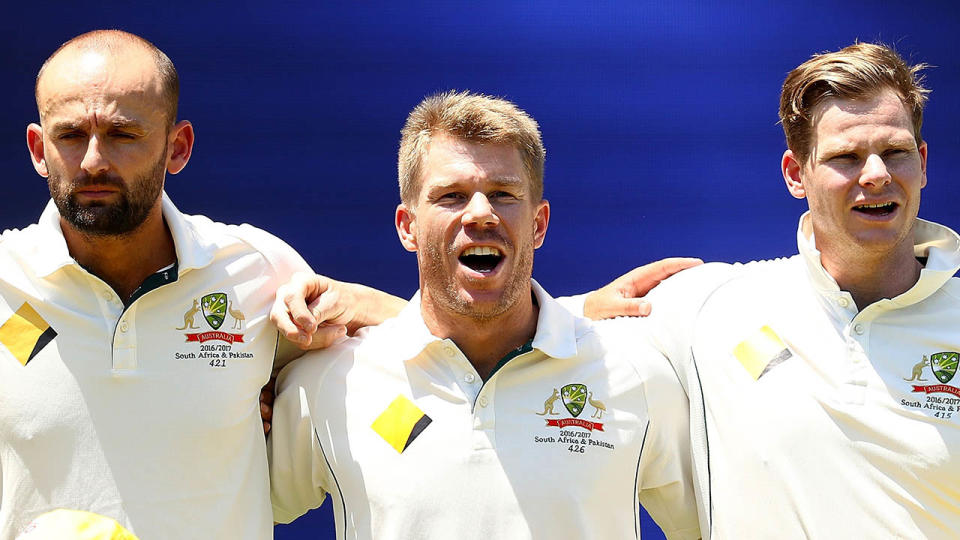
[
  {"x1": 462, "y1": 246, "x2": 501, "y2": 257},
  {"x1": 856, "y1": 202, "x2": 893, "y2": 209}
]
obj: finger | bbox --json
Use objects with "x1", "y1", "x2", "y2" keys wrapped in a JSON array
[
  {"x1": 308, "y1": 287, "x2": 350, "y2": 327},
  {"x1": 303, "y1": 324, "x2": 348, "y2": 351},
  {"x1": 602, "y1": 298, "x2": 652, "y2": 319},
  {"x1": 621, "y1": 257, "x2": 703, "y2": 296},
  {"x1": 270, "y1": 291, "x2": 305, "y2": 342},
  {"x1": 260, "y1": 400, "x2": 273, "y2": 422},
  {"x1": 284, "y1": 285, "x2": 318, "y2": 335}
]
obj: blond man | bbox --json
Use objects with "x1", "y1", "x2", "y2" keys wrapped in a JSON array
[
  {"x1": 584, "y1": 42, "x2": 960, "y2": 538},
  {"x1": 268, "y1": 91, "x2": 701, "y2": 539}
]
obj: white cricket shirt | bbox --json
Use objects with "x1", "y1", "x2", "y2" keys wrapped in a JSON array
[
  {"x1": 0, "y1": 194, "x2": 310, "y2": 539},
  {"x1": 645, "y1": 214, "x2": 960, "y2": 539},
  {"x1": 269, "y1": 281, "x2": 700, "y2": 539}
]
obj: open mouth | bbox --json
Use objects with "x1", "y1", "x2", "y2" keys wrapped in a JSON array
[
  {"x1": 853, "y1": 202, "x2": 897, "y2": 216},
  {"x1": 458, "y1": 246, "x2": 504, "y2": 274}
]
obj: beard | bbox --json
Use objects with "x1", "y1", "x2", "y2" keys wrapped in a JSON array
[
  {"x1": 419, "y1": 230, "x2": 534, "y2": 321},
  {"x1": 48, "y1": 147, "x2": 167, "y2": 237}
]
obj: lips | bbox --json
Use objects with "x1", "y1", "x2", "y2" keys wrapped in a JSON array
[
  {"x1": 458, "y1": 245, "x2": 504, "y2": 274},
  {"x1": 852, "y1": 201, "x2": 897, "y2": 217}
]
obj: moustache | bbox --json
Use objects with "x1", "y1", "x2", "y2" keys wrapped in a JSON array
[
  {"x1": 450, "y1": 232, "x2": 511, "y2": 253},
  {"x1": 69, "y1": 172, "x2": 127, "y2": 191}
]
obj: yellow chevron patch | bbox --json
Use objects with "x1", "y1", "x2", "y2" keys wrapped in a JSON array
[
  {"x1": 733, "y1": 325, "x2": 792, "y2": 380},
  {"x1": 371, "y1": 395, "x2": 432, "y2": 453},
  {"x1": 0, "y1": 303, "x2": 57, "y2": 366}
]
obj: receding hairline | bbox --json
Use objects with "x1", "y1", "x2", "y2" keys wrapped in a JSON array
[{"x1": 35, "y1": 30, "x2": 179, "y2": 123}]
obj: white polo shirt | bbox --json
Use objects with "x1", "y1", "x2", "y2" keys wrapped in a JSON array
[
  {"x1": 269, "y1": 281, "x2": 700, "y2": 539},
  {"x1": 643, "y1": 214, "x2": 960, "y2": 538},
  {"x1": 0, "y1": 194, "x2": 310, "y2": 539}
]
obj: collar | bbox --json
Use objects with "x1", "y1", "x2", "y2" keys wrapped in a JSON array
[
  {"x1": 795, "y1": 211, "x2": 960, "y2": 305},
  {"x1": 26, "y1": 192, "x2": 215, "y2": 279},
  {"x1": 386, "y1": 279, "x2": 580, "y2": 363}
]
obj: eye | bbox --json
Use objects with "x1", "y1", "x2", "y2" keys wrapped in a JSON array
[
  {"x1": 490, "y1": 191, "x2": 518, "y2": 200},
  {"x1": 110, "y1": 131, "x2": 138, "y2": 140},
  {"x1": 436, "y1": 192, "x2": 465, "y2": 202},
  {"x1": 883, "y1": 148, "x2": 909, "y2": 158},
  {"x1": 830, "y1": 153, "x2": 858, "y2": 162},
  {"x1": 57, "y1": 132, "x2": 84, "y2": 141}
]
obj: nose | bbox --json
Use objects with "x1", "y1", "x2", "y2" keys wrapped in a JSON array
[
  {"x1": 80, "y1": 135, "x2": 110, "y2": 176},
  {"x1": 462, "y1": 192, "x2": 499, "y2": 228},
  {"x1": 859, "y1": 153, "x2": 891, "y2": 188}
]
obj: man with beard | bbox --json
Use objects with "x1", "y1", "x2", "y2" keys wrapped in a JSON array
[
  {"x1": 0, "y1": 30, "x2": 401, "y2": 538},
  {"x1": 580, "y1": 43, "x2": 960, "y2": 537},
  {"x1": 268, "y1": 91, "x2": 701, "y2": 539}
]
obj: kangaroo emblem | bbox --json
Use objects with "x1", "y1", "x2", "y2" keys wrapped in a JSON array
[
  {"x1": 588, "y1": 392, "x2": 606, "y2": 419},
  {"x1": 903, "y1": 356, "x2": 929, "y2": 382},
  {"x1": 176, "y1": 299, "x2": 201, "y2": 330},
  {"x1": 227, "y1": 301, "x2": 245, "y2": 330},
  {"x1": 535, "y1": 389, "x2": 561, "y2": 416}
]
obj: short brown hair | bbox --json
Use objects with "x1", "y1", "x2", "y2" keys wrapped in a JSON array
[
  {"x1": 779, "y1": 42, "x2": 930, "y2": 163},
  {"x1": 398, "y1": 90, "x2": 545, "y2": 204},
  {"x1": 36, "y1": 29, "x2": 180, "y2": 125}
]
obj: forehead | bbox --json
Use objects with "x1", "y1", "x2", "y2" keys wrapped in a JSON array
[
  {"x1": 36, "y1": 48, "x2": 166, "y2": 124},
  {"x1": 420, "y1": 135, "x2": 526, "y2": 186},
  {"x1": 811, "y1": 89, "x2": 915, "y2": 143}
]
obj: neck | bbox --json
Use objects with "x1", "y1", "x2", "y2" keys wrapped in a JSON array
[
  {"x1": 820, "y1": 241, "x2": 922, "y2": 310},
  {"x1": 420, "y1": 288, "x2": 539, "y2": 379},
  {"x1": 61, "y1": 204, "x2": 176, "y2": 302}
]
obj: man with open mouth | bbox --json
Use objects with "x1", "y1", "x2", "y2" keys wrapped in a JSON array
[{"x1": 268, "y1": 91, "x2": 702, "y2": 539}]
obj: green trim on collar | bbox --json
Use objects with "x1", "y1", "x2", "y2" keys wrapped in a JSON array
[
  {"x1": 485, "y1": 339, "x2": 534, "y2": 381},
  {"x1": 126, "y1": 262, "x2": 179, "y2": 307}
]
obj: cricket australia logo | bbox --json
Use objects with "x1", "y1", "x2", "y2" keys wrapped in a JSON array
[
  {"x1": 532, "y1": 383, "x2": 614, "y2": 454},
  {"x1": 908, "y1": 352, "x2": 960, "y2": 398},
  {"x1": 535, "y1": 383, "x2": 605, "y2": 431},
  {"x1": 176, "y1": 292, "x2": 246, "y2": 343},
  {"x1": 173, "y1": 293, "x2": 252, "y2": 368}
]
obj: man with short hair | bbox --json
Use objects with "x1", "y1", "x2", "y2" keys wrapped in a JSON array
[
  {"x1": 585, "y1": 42, "x2": 960, "y2": 537},
  {"x1": 0, "y1": 30, "x2": 400, "y2": 538},
  {"x1": 268, "y1": 91, "x2": 701, "y2": 539}
]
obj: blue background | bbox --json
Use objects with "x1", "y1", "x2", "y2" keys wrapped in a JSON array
[{"x1": 3, "y1": 2, "x2": 959, "y2": 538}]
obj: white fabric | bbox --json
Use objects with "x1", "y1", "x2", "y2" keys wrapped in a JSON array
[
  {"x1": 0, "y1": 194, "x2": 310, "y2": 539},
  {"x1": 269, "y1": 280, "x2": 700, "y2": 539},
  {"x1": 644, "y1": 213, "x2": 960, "y2": 539}
]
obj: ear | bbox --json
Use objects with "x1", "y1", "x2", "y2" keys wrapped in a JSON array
[
  {"x1": 782, "y1": 149, "x2": 806, "y2": 199},
  {"x1": 26, "y1": 123, "x2": 48, "y2": 177},
  {"x1": 918, "y1": 141, "x2": 928, "y2": 189},
  {"x1": 395, "y1": 203, "x2": 418, "y2": 252},
  {"x1": 166, "y1": 120, "x2": 195, "y2": 175},
  {"x1": 532, "y1": 199, "x2": 550, "y2": 249}
]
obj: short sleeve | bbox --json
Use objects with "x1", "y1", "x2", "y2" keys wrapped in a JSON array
[{"x1": 268, "y1": 359, "x2": 332, "y2": 524}]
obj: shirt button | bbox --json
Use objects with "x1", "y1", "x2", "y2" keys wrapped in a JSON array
[
  {"x1": 478, "y1": 396, "x2": 489, "y2": 408},
  {"x1": 853, "y1": 323, "x2": 864, "y2": 335},
  {"x1": 119, "y1": 321, "x2": 129, "y2": 333},
  {"x1": 102, "y1": 291, "x2": 113, "y2": 301},
  {"x1": 444, "y1": 346, "x2": 455, "y2": 357},
  {"x1": 464, "y1": 373, "x2": 476, "y2": 383},
  {"x1": 837, "y1": 297, "x2": 849, "y2": 308}
]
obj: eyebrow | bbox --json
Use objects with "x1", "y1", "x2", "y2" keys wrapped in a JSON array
[{"x1": 431, "y1": 176, "x2": 525, "y2": 189}]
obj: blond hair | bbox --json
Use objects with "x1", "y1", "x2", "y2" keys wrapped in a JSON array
[
  {"x1": 779, "y1": 42, "x2": 930, "y2": 163},
  {"x1": 398, "y1": 91, "x2": 545, "y2": 204}
]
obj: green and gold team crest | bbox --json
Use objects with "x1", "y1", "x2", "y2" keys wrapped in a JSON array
[
  {"x1": 561, "y1": 383, "x2": 587, "y2": 417},
  {"x1": 201, "y1": 293, "x2": 228, "y2": 330},
  {"x1": 931, "y1": 352, "x2": 959, "y2": 384}
]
